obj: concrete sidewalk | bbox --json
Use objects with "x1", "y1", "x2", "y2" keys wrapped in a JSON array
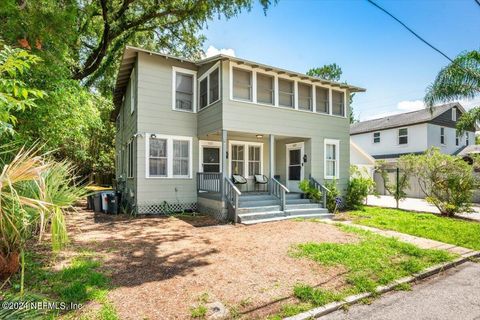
[
  {"x1": 321, "y1": 261, "x2": 480, "y2": 320},
  {"x1": 366, "y1": 195, "x2": 480, "y2": 222}
]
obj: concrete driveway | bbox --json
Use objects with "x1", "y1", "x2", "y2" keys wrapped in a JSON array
[
  {"x1": 322, "y1": 262, "x2": 480, "y2": 320},
  {"x1": 367, "y1": 195, "x2": 480, "y2": 222}
]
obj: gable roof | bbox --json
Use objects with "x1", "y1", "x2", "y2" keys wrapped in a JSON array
[
  {"x1": 350, "y1": 103, "x2": 466, "y2": 135},
  {"x1": 111, "y1": 46, "x2": 366, "y2": 120}
]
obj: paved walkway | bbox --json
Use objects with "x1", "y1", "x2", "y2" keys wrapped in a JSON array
[
  {"x1": 367, "y1": 195, "x2": 480, "y2": 222},
  {"x1": 336, "y1": 221, "x2": 475, "y2": 256},
  {"x1": 321, "y1": 261, "x2": 480, "y2": 320}
]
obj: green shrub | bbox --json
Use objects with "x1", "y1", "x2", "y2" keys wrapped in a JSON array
[
  {"x1": 298, "y1": 180, "x2": 321, "y2": 202},
  {"x1": 324, "y1": 179, "x2": 340, "y2": 213},
  {"x1": 345, "y1": 166, "x2": 376, "y2": 210}
]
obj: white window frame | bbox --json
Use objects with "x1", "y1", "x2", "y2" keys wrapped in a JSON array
[
  {"x1": 228, "y1": 140, "x2": 264, "y2": 178},
  {"x1": 127, "y1": 139, "x2": 134, "y2": 178},
  {"x1": 130, "y1": 68, "x2": 136, "y2": 114},
  {"x1": 324, "y1": 139, "x2": 340, "y2": 180},
  {"x1": 452, "y1": 107, "x2": 457, "y2": 121},
  {"x1": 172, "y1": 66, "x2": 197, "y2": 113},
  {"x1": 197, "y1": 62, "x2": 221, "y2": 111},
  {"x1": 373, "y1": 132, "x2": 381, "y2": 144},
  {"x1": 198, "y1": 140, "x2": 222, "y2": 172},
  {"x1": 440, "y1": 127, "x2": 446, "y2": 145},
  {"x1": 228, "y1": 62, "x2": 347, "y2": 118},
  {"x1": 398, "y1": 128, "x2": 408, "y2": 145},
  {"x1": 146, "y1": 134, "x2": 193, "y2": 179}
]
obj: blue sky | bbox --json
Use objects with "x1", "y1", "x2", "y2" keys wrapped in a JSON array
[{"x1": 201, "y1": 0, "x2": 480, "y2": 121}]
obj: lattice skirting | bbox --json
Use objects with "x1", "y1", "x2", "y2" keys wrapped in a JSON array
[
  {"x1": 137, "y1": 202, "x2": 197, "y2": 215},
  {"x1": 197, "y1": 202, "x2": 227, "y2": 221}
]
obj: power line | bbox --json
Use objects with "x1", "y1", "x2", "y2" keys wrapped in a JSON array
[
  {"x1": 366, "y1": 0, "x2": 454, "y2": 63},
  {"x1": 476, "y1": 0, "x2": 480, "y2": 7}
]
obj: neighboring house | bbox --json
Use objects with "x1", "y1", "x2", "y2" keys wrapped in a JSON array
[
  {"x1": 350, "y1": 103, "x2": 475, "y2": 161},
  {"x1": 350, "y1": 103, "x2": 476, "y2": 198},
  {"x1": 111, "y1": 46, "x2": 365, "y2": 222},
  {"x1": 350, "y1": 140, "x2": 375, "y2": 178}
]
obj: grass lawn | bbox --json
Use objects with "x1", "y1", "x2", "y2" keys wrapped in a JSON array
[
  {"x1": 269, "y1": 224, "x2": 455, "y2": 319},
  {"x1": 346, "y1": 207, "x2": 480, "y2": 251},
  {"x1": 2, "y1": 248, "x2": 118, "y2": 320}
]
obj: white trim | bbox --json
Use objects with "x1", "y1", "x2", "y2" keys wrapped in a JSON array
[
  {"x1": 286, "y1": 142, "x2": 305, "y2": 190},
  {"x1": 228, "y1": 140, "x2": 264, "y2": 178},
  {"x1": 324, "y1": 139, "x2": 340, "y2": 180},
  {"x1": 145, "y1": 133, "x2": 193, "y2": 179},
  {"x1": 198, "y1": 61, "x2": 221, "y2": 110},
  {"x1": 198, "y1": 140, "x2": 222, "y2": 172},
  {"x1": 130, "y1": 68, "x2": 136, "y2": 114},
  {"x1": 452, "y1": 107, "x2": 457, "y2": 121},
  {"x1": 350, "y1": 141, "x2": 375, "y2": 165},
  {"x1": 172, "y1": 66, "x2": 197, "y2": 113},
  {"x1": 127, "y1": 139, "x2": 134, "y2": 178},
  {"x1": 228, "y1": 61, "x2": 347, "y2": 118}
]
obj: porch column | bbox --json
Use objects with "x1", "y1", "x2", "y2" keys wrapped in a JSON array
[
  {"x1": 221, "y1": 129, "x2": 228, "y2": 206},
  {"x1": 269, "y1": 134, "x2": 275, "y2": 181}
]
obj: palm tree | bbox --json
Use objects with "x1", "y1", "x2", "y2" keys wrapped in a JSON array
[{"x1": 424, "y1": 50, "x2": 480, "y2": 133}]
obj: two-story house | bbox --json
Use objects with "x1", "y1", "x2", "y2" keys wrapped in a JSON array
[
  {"x1": 350, "y1": 103, "x2": 475, "y2": 161},
  {"x1": 112, "y1": 46, "x2": 365, "y2": 223}
]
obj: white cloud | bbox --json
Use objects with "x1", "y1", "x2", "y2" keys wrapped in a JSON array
[
  {"x1": 397, "y1": 99, "x2": 425, "y2": 111},
  {"x1": 458, "y1": 96, "x2": 480, "y2": 110},
  {"x1": 203, "y1": 45, "x2": 236, "y2": 58}
]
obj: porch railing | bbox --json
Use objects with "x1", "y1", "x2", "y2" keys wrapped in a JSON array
[
  {"x1": 224, "y1": 177, "x2": 241, "y2": 224},
  {"x1": 309, "y1": 175, "x2": 330, "y2": 209},
  {"x1": 271, "y1": 177, "x2": 289, "y2": 211},
  {"x1": 197, "y1": 172, "x2": 222, "y2": 193}
]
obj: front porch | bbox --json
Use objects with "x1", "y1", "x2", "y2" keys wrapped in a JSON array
[{"x1": 195, "y1": 130, "x2": 331, "y2": 224}]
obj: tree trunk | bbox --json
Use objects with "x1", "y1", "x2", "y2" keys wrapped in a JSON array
[{"x1": 0, "y1": 252, "x2": 20, "y2": 280}]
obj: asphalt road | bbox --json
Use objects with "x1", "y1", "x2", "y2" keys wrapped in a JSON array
[{"x1": 321, "y1": 262, "x2": 480, "y2": 320}]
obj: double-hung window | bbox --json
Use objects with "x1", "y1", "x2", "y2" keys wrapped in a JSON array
[
  {"x1": 248, "y1": 146, "x2": 261, "y2": 176},
  {"x1": 232, "y1": 68, "x2": 252, "y2": 101},
  {"x1": 148, "y1": 135, "x2": 192, "y2": 178},
  {"x1": 324, "y1": 139, "x2": 339, "y2": 179},
  {"x1": 278, "y1": 78, "x2": 294, "y2": 108},
  {"x1": 198, "y1": 65, "x2": 220, "y2": 110},
  {"x1": 332, "y1": 90, "x2": 345, "y2": 116},
  {"x1": 256, "y1": 73, "x2": 274, "y2": 105},
  {"x1": 298, "y1": 83, "x2": 312, "y2": 111},
  {"x1": 173, "y1": 67, "x2": 196, "y2": 112},
  {"x1": 130, "y1": 68, "x2": 136, "y2": 114},
  {"x1": 127, "y1": 140, "x2": 134, "y2": 178},
  {"x1": 456, "y1": 130, "x2": 459, "y2": 146},
  {"x1": 440, "y1": 127, "x2": 445, "y2": 145},
  {"x1": 316, "y1": 87, "x2": 329, "y2": 113},
  {"x1": 231, "y1": 145, "x2": 245, "y2": 176},
  {"x1": 373, "y1": 132, "x2": 380, "y2": 143},
  {"x1": 398, "y1": 128, "x2": 408, "y2": 145}
]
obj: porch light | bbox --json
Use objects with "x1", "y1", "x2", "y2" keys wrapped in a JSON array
[
  {"x1": 150, "y1": 134, "x2": 157, "y2": 139},
  {"x1": 303, "y1": 154, "x2": 308, "y2": 163},
  {"x1": 256, "y1": 134, "x2": 263, "y2": 139}
]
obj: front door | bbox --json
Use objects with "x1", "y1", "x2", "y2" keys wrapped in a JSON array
[
  {"x1": 202, "y1": 147, "x2": 220, "y2": 173},
  {"x1": 286, "y1": 142, "x2": 304, "y2": 192}
]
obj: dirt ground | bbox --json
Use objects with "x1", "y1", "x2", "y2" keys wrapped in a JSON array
[{"x1": 66, "y1": 208, "x2": 357, "y2": 319}]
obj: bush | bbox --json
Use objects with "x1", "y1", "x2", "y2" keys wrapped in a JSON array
[
  {"x1": 298, "y1": 179, "x2": 321, "y2": 202},
  {"x1": 324, "y1": 179, "x2": 340, "y2": 213},
  {"x1": 345, "y1": 166, "x2": 376, "y2": 210},
  {"x1": 401, "y1": 148, "x2": 478, "y2": 216}
]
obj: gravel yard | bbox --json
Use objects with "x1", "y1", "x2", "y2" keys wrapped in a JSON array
[{"x1": 67, "y1": 210, "x2": 357, "y2": 319}]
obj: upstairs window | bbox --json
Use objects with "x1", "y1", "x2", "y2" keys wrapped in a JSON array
[
  {"x1": 173, "y1": 67, "x2": 196, "y2": 112},
  {"x1": 298, "y1": 83, "x2": 312, "y2": 111},
  {"x1": 232, "y1": 68, "x2": 252, "y2": 101},
  {"x1": 316, "y1": 87, "x2": 329, "y2": 113},
  {"x1": 373, "y1": 132, "x2": 380, "y2": 143},
  {"x1": 256, "y1": 73, "x2": 274, "y2": 105},
  {"x1": 278, "y1": 78, "x2": 294, "y2": 108},
  {"x1": 332, "y1": 90, "x2": 345, "y2": 116},
  {"x1": 398, "y1": 128, "x2": 408, "y2": 145},
  {"x1": 208, "y1": 68, "x2": 220, "y2": 104},
  {"x1": 199, "y1": 78, "x2": 208, "y2": 109},
  {"x1": 175, "y1": 72, "x2": 194, "y2": 111},
  {"x1": 440, "y1": 127, "x2": 445, "y2": 145}
]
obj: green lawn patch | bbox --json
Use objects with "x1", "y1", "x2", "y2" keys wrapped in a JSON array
[
  {"x1": 346, "y1": 207, "x2": 480, "y2": 250},
  {"x1": 4, "y1": 249, "x2": 118, "y2": 320},
  {"x1": 270, "y1": 224, "x2": 455, "y2": 318}
]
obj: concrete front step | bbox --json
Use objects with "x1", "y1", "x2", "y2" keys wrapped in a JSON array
[
  {"x1": 286, "y1": 198, "x2": 313, "y2": 205},
  {"x1": 238, "y1": 204, "x2": 330, "y2": 223},
  {"x1": 241, "y1": 213, "x2": 333, "y2": 225},
  {"x1": 236, "y1": 205, "x2": 281, "y2": 214},
  {"x1": 285, "y1": 203, "x2": 324, "y2": 210},
  {"x1": 239, "y1": 199, "x2": 280, "y2": 207}
]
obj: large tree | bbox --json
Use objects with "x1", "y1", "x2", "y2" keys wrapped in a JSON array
[
  {"x1": 307, "y1": 63, "x2": 356, "y2": 123},
  {"x1": 425, "y1": 50, "x2": 480, "y2": 133}
]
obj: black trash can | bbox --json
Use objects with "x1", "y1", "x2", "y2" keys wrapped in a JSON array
[
  {"x1": 87, "y1": 195, "x2": 94, "y2": 210},
  {"x1": 93, "y1": 192, "x2": 102, "y2": 213},
  {"x1": 106, "y1": 193, "x2": 119, "y2": 214}
]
